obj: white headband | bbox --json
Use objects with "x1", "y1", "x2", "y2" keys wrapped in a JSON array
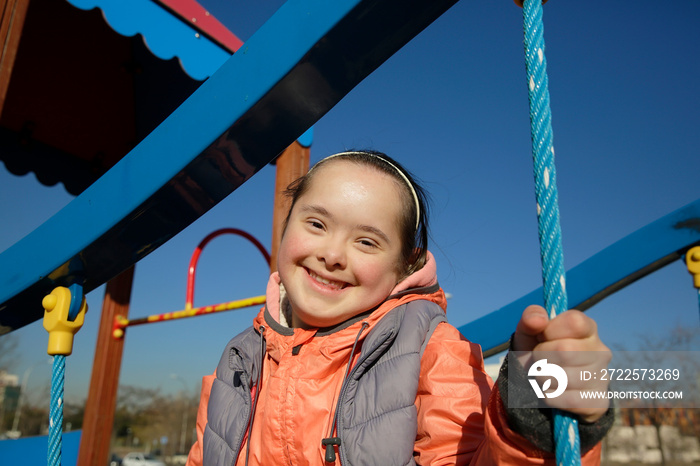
[{"x1": 313, "y1": 151, "x2": 420, "y2": 231}]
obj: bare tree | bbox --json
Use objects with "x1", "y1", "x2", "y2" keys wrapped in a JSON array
[
  {"x1": 111, "y1": 385, "x2": 198, "y2": 457},
  {"x1": 611, "y1": 325, "x2": 700, "y2": 465}
]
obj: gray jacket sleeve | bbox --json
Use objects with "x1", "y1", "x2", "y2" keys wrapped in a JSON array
[{"x1": 496, "y1": 343, "x2": 615, "y2": 454}]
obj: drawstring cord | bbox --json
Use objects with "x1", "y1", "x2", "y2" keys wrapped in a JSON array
[
  {"x1": 322, "y1": 321, "x2": 369, "y2": 463},
  {"x1": 245, "y1": 325, "x2": 266, "y2": 466}
]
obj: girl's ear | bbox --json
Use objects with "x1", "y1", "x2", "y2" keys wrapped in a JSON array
[
  {"x1": 408, "y1": 248, "x2": 420, "y2": 269},
  {"x1": 395, "y1": 259, "x2": 410, "y2": 283},
  {"x1": 410, "y1": 247, "x2": 426, "y2": 270},
  {"x1": 398, "y1": 248, "x2": 423, "y2": 281}
]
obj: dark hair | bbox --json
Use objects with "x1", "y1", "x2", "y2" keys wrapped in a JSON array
[{"x1": 283, "y1": 150, "x2": 430, "y2": 278}]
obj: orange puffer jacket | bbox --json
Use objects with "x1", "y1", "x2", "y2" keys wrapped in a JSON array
[{"x1": 187, "y1": 255, "x2": 603, "y2": 465}]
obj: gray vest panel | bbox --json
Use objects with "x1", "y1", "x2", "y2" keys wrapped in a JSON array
[
  {"x1": 337, "y1": 301, "x2": 445, "y2": 466},
  {"x1": 203, "y1": 327, "x2": 261, "y2": 466}
]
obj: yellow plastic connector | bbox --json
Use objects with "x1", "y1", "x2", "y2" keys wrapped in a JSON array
[
  {"x1": 112, "y1": 315, "x2": 129, "y2": 339},
  {"x1": 42, "y1": 286, "x2": 87, "y2": 355},
  {"x1": 686, "y1": 246, "x2": 700, "y2": 289}
]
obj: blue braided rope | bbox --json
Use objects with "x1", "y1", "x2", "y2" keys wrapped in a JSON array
[
  {"x1": 47, "y1": 283, "x2": 83, "y2": 466},
  {"x1": 521, "y1": 0, "x2": 581, "y2": 464},
  {"x1": 49, "y1": 355, "x2": 65, "y2": 466}
]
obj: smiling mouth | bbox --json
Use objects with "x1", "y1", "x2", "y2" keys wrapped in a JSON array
[{"x1": 307, "y1": 269, "x2": 348, "y2": 290}]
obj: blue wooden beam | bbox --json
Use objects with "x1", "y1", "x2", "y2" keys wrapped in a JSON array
[
  {"x1": 0, "y1": 0, "x2": 459, "y2": 333},
  {"x1": 460, "y1": 198, "x2": 700, "y2": 357}
]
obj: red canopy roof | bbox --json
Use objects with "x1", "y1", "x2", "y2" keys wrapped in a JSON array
[{"x1": 0, "y1": 0, "x2": 242, "y2": 195}]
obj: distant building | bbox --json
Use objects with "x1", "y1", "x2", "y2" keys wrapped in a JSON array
[
  {"x1": 0, "y1": 371, "x2": 20, "y2": 430},
  {"x1": 0, "y1": 371, "x2": 19, "y2": 387}
]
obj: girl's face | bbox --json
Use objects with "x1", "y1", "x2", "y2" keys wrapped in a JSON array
[{"x1": 277, "y1": 161, "x2": 405, "y2": 328}]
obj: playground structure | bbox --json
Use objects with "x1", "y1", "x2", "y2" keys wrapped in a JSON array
[
  {"x1": 111, "y1": 228, "x2": 271, "y2": 338},
  {"x1": 0, "y1": 0, "x2": 699, "y2": 465}
]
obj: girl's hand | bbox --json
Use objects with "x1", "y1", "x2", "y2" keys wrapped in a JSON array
[{"x1": 512, "y1": 305, "x2": 612, "y2": 423}]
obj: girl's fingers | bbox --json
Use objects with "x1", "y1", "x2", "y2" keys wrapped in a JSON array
[
  {"x1": 541, "y1": 310, "x2": 598, "y2": 342},
  {"x1": 512, "y1": 305, "x2": 550, "y2": 352}
]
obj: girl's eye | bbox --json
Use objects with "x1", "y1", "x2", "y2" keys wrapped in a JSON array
[
  {"x1": 308, "y1": 220, "x2": 324, "y2": 230},
  {"x1": 358, "y1": 239, "x2": 378, "y2": 249}
]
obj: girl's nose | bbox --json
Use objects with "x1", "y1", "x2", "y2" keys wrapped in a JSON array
[{"x1": 317, "y1": 238, "x2": 346, "y2": 269}]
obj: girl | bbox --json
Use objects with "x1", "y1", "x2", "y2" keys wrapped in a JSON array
[{"x1": 187, "y1": 150, "x2": 613, "y2": 465}]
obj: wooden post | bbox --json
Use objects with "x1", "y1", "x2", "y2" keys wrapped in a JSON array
[
  {"x1": 0, "y1": 0, "x2": 31, "y2": 114},
  {"x1": 269, "y1": 142, "x2": 309, "y2": 272},
  {"x1": 77, "y1": 265, "x2": 135, "y2": 466}
]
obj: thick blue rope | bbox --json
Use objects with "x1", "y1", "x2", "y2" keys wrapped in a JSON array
[
  {"x1": 521, "y1": 0, "x2": 581, "y2": 464},
  {"x1": 49, "y1": 356, "x2": 66, "y2": 466},
  {"x1": 48, "y1": 283, "x2": 83, "y2": 466}
]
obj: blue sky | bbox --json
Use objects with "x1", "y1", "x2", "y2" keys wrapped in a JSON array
[{"x1": 1, "y1": 0, "x2": 699, "y2": 404}]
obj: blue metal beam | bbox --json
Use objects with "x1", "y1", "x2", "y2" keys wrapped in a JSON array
[
  {"x1": 0, "y1": 0, "x2": 459, "y2": 333},
  {"x1": 459, "y1": 198, "x2": 700, "y2": 357}
]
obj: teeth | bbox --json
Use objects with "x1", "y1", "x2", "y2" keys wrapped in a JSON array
[{"x1": 310, "y1": 271, "x2": 344, "y2": 289}]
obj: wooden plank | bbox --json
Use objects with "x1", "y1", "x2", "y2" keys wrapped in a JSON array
[
  {"x1": 0, "y1": 0, "x2": 31, "y2": 114},
  {"x1": 270, "y1": 142, "x2": 310, "y2": 273},
  {"x1": 77, "y1": 266, "x2": 135, "y2": 466}
]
